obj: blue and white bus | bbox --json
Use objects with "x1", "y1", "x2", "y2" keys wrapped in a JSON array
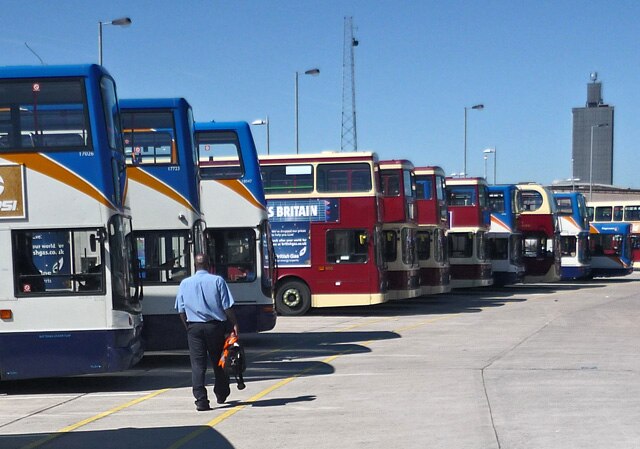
[
  {"x1": 0, "y1": 65, "x2": 143, "y2": 380},
  {"x1": 554, "y1": 192, "x2": 591, "y2": 280},
  {"x1": 487, "y1": 185, "x2": 524, "y2": 286},
  {"x1": 121, "y1": 98, "x2": 206, "y2": 350},
  {"x1": 588, "y1": 222, "x2": 633, "y2": 278},
  {"x1": 196, "y1": 122, "x2": 276, "y2": 332}
]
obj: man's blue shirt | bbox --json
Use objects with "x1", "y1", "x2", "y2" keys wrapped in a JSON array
[{"x1": 175, "y1": 270, "x2": 235, "y2": 322}]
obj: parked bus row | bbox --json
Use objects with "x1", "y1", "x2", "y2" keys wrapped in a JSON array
[
  {"x1": 1, "y1": 64, "x2": 636, "y2": 381},
  {"x1": 0, "y1": 65, "x2": 276, "y2": 380}
]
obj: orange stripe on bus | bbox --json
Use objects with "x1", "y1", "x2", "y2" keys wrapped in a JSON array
[
  {"x1": 2, "y1": 153, "x2": 116, "y2": 210},
  {"x1": 127, "y1": 166, "x2": 196, "y2": 212},
  {"x1": 216, "y1": 179, "x2": 266, "y2": 210}
]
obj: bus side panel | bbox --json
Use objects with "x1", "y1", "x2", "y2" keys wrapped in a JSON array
[{"x1": 0, "y1": 327, "x2": 143, "y2": 380}]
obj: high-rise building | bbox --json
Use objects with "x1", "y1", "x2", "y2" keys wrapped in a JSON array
[{"x1": 572, "y1": 73, "x2": 614, "y2": 186}]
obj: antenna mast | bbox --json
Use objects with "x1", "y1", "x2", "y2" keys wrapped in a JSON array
[{"x1": 341, "y1": 16, "x2": 358, "y2": 152}]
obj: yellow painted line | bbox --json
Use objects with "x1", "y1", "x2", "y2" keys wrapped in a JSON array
[{"x1": 19, "y1": 388, "x2": 170, "y2": 449}]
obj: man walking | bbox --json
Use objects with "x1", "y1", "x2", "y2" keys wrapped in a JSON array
[{"x1": 175, "y1": 253, "x2": 239, "y2": 411}]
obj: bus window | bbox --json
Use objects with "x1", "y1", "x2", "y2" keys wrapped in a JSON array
[
  {"x1": 447, "y1": 187, "x2": 476, "y2": 206},
  {"x1": 416, "y1": 231, "x2": 431, "y2": 261},
  {"x1": 12, "y1": 228, "x2": 105, "y2": 295},
  {"x1": 401, "y1": 227, "x2": 417, "y2": 265},
  {"x1": 134, "y1": 230, "x2": 190, "y2": 284},
  {"x1": 488, "y1": 192, "x2": 505, "y2": 214},
  {"x1": 624, "y1": 205, "x2": 640, "y2": 221},
  {"x1": 587, "y1": 207, "x2": 594, "y2": 222},
  {"x1": 0, "y1": 78, "x2": 90, "y2": 151},
  {"x1": 520, "y1": 191, "x2": 543, "y2": 211},
  {"x1": 555, "y1": 197, "x2": 573, "y2": 216},
  {"x1": 415, "y1": 178, "x2": 433, "y2": 200},
  {"x1": 317, "y1": 163, "x2": 372, "y2": 193},
  {"x1": 613, "y1": 206, "x2": 624, "y2": 221},
  {"x1": 262, "y1": 164, "x2": 313, "y2": 194},
  {"x1": 326, "y1": 229, "x2": 368, "y2": 264},
  {"x1": 382, "y1": 230, "x2": 397, "y2": 263},
  {"x1": 381, "y1": 172, "x2": 400, "y2": 196},
  {"x1": 490, "y1": 237, "x2": 509, "y2": 260},
  {"x1": 448, "y1": 232, "x2": 473, "y2": 258},
  {"x1": 595, "y1": 206, "x2": 612, "y2": 221},
  {"x1": 123, "y1": 111, "x2": 177, "y2": 165},
  {"x1": 197, "y1": 130, "x2": 244, "y2": 179},
  {"x1": 560, "y1": 235, "x2": 577, "y2": 257},
  {"x1": 205, "y1": 229, "x2": 257, "y2": 283}
]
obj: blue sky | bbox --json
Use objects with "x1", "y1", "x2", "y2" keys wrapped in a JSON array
[{"x1": 3, "y1": 1, "x2": 640, "y2": 187}]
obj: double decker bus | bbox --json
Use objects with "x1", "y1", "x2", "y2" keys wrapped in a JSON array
[
  {"x1": 487, "y1": 185, "x2": 525, "y2": 285},
  {"x1": 0, "y1": 64, "x2": 142, "y2": 380},
  {"x1": 587, "y1": 200, "x2": 640, "y2": 269},
  {"x1": 414, "y1": 166, "x2": 450, "y2": 295},
  {"x1": 588, "y1": 222, "x2": 633, "y2": 277},
  {"x1": 121, "y1": 98, "x2": 205, "y2": 350},
  {"x1": 379, "y1": 159, "x2": 420, "y2": 300},
  {"x1": 516, "y1": 183, "x2": 561, "y2": 283},
  {"x1": 445, "y1": 177, "x2": 493, "y2": 288},
  {"x1": 195, "y1": 121, "x2": 277, "y2": 332},
  {"x1": 259, "y1": 152, "x2": 387, "y2": 315},
  {"x1": 554, "y1": 192, "x2": 591, "y2": 280}
]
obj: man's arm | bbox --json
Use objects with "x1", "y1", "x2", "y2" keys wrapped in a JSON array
[
  {"x1": 179, "y1": 312, "x2": 188, "y2": 330},
  {"x1": 225, "y1": 307, "x2": 239, "y2": 336}
]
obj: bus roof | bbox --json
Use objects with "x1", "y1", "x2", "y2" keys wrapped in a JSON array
[
  {"x1": 0, "y1": 64, "x2": 109, "y2": 79},
  {"x1": 258, "y1": 151, "x2": 378, "y2": 164},
  {"x1": 119, "y1": 98, "x2": 191, "y2": 110}
]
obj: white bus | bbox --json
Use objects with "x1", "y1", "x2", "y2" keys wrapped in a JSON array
[
  {"x1": 0, "y1": 65, "x2": 143, "y2": 380},
  {"x1": 121, "y1": 98, "x2": 206, "y2": 350},
  {"x1": 196, "y1": 122, "x2": 276, "y2": 332}
]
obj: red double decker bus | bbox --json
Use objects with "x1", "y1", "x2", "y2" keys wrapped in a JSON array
[
  {"x1": 259, "y1": 152, "x2": 388, "y2": 316},
  {"x1": 414, "y1": 166, "x2": 451, "y2": 295},
  {"x1": 445, "y1": 177, "x2": 493, "y2": 288},
  {"x1": 516, "y1": 183, "x2": 561, "y2": 283},
  {"x1": 379, "y1": 159, "x2": 421, "y2": 300}
]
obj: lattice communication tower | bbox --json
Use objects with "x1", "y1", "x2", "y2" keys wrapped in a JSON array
[{"x1": 341, "y1": 17, "x2": 358, "y2": 152}]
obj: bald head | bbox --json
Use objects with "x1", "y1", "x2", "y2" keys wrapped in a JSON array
[{"x1": 194, "y1": 253, "x2": 211, "y2": 271}]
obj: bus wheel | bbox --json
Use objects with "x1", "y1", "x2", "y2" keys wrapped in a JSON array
[{"x1": 276, "y1": 281, "x2": 311, "y2": 316}]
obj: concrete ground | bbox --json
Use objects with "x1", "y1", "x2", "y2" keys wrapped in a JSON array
[{"x1": 1, "y1": 273, "x2": 639, "y2": 449}]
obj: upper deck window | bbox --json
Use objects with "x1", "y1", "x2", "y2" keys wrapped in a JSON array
[
  {"x1": 520, "y1": 191, "x2": 543, "y2": 212},
  {"x1": 613, "y1": 206, "x2": 624, "y2": 221},
  {"x1": 624, "y1": 205, "x2": 640, "y2": 221},
  {"x1": 0, "y1": 78, "x2": 91, "y2": 151},
  {"x1": 123, "y1": 110, "x2": 177, "y2": 165},
  {"x1": 403, "y1": 169, "x2": 415, "y2": 199},
  {"x1": 415, "y1": 177, "x2": 433, "y2": 200},
  {"x1": 197, "y1": 130, "x2": 244, "y2": 179},
  {"x1": 595, "y1": 206, "x2": 612, "y2": 222},
  {"x1": 317, "y1": 163, "x2": 372, "y2": 193},
  {"x1": 555, "y1": 197, "x2": 573, "y2": 216},
  {"x1": 381, "y1": 172, "x2": 400, "y2": 196},
  {"x1": 100, "y1": 77, "x2": 122, "y2": 152},
  {"x1": 447, "y1": 186, "x2": 476, "y2": 206},
  {"x1": 488, "y1": 191, "x2": 505, "y2": 213},
  {"x1": 262, "y1": 164, "x2": 314, "y2": 194}
]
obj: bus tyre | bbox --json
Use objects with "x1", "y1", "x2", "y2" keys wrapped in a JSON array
[{"x1": 276, "y1": 281, "x2": 311, "y2": 316}]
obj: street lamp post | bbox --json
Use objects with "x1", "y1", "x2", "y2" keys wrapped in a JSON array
[
  {"x1": 251, "y1": 117, "x2": 270, "y2": 155},
  {"x1": 464, "y1": 104, "x2": 484, "y2": 176},
  {"x1": 98, "y1": 17, "x2": 132, "y2": 65},
  {"x1": 294, "y1": 68, "x2": 320, "y2": 154},
  {"x1": 589, "y1": 123, "x2": 609, "y2": 201},
  {"x1": 483, "y1": 147, "x2": 496, "y2": 184}
]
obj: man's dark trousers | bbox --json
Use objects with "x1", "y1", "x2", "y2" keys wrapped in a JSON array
[{"x1": 186, "y1": 321, "x2": 230, "y2": 406}]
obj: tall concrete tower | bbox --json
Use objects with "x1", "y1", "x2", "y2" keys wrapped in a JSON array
[{"x1": 571, "y1": 72, "x2": 614, "y2": 186}]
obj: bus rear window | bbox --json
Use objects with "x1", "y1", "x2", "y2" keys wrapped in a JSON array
[
  {"x1": 197, "y1": 130, "x2": 244, "y2": 179},
  {"x1": 123, "y1": 111, "x2": 177, "y2": 165},
  {"x1": 447, "y1": 187, "x2": 476, "y2": 206},
  {"x1": 0, "y1": 78, "x2": 91, "y2": 151},
  {"x1": 555, "y1": 197, "x2": 573, "y2": 215}
]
